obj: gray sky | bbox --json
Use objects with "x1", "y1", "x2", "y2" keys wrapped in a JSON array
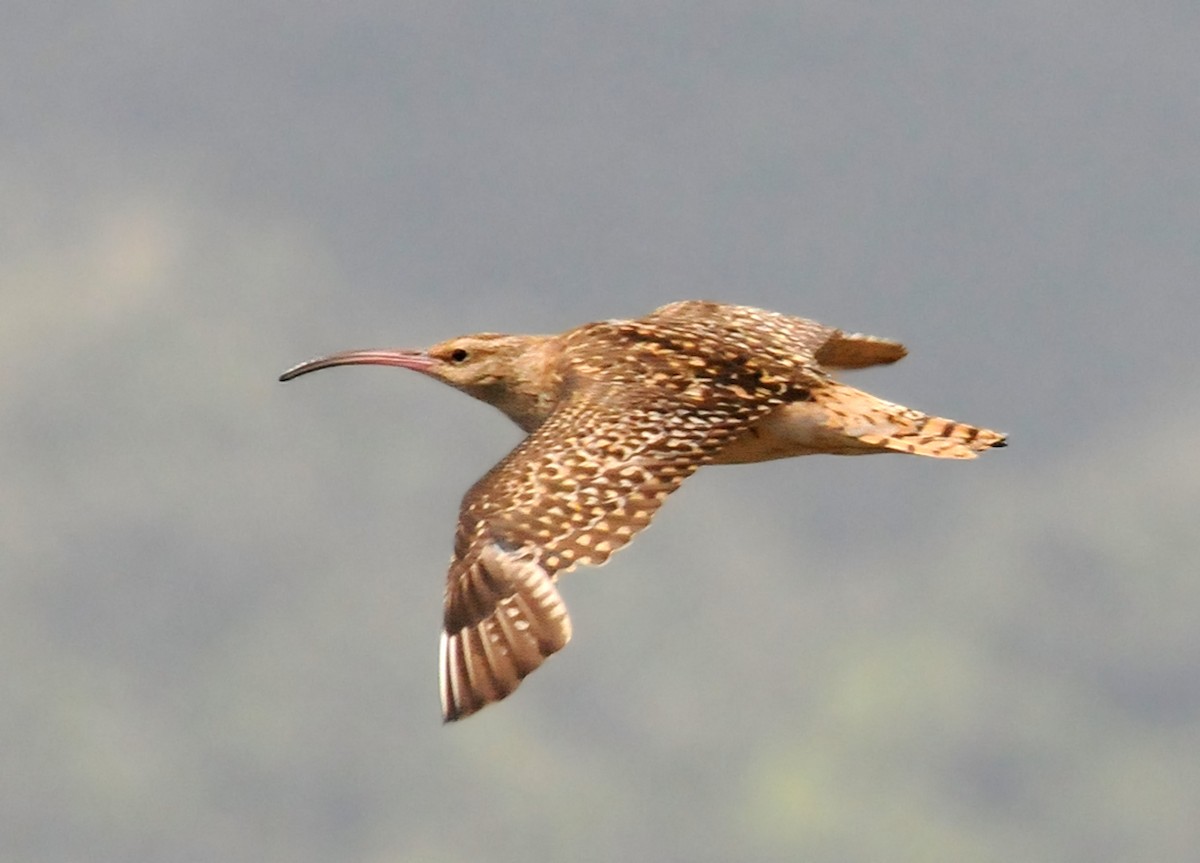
[{"x1": 4, "y1": 3, "x2": 1199, "y2": 861}]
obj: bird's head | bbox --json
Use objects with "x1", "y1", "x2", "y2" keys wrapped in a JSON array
[{"x1": 280, "y1": 333, "x2": 559, "y2": 431}]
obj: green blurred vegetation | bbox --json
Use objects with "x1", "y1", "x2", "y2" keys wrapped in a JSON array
[{"x1": 4, "y1": 2, "x2": 1200, "y2": 861}]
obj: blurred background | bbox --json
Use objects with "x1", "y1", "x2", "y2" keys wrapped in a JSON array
[{"x1": 4, "y1": 2, "x2": 1199, "y2": 861}]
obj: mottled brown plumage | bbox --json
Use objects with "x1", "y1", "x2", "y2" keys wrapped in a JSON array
[{"x1": 280, "y1": 301, "x2": 1005, "y2": 720}]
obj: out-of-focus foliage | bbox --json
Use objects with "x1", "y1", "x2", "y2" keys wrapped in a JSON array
[{"x1": 4, "y1": 3, "x2": 1199, "y2": 861}]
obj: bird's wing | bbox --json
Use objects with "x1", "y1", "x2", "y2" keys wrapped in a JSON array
[
  {"x1": 644, "y1": 300, "x2": 835, "y2": 359},
  {"x1": 439, "y1": 369, "x2": 797, "y2": 720},
  {"x1": 646, "y1": 301, "x2": 906, "y2": 370},
  {"x1": 814, "y1": 331, "x2": 907, "y2": 369}
]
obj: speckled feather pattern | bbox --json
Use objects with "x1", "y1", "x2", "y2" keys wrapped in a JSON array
[
  {"x1": 439, "y1": 305, "x2": 834, "y2": 718},
  {"x1": 281, "y1": 300, "x2": 1005, "y2": 721}
]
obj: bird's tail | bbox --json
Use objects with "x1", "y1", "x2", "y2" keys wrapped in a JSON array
[{"x1": 814, "y1": 383, "x2": 1007, "y2": 459}]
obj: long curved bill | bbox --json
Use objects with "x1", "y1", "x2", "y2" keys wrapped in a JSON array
[{"x1": 278, "y1": 349, "x2": 435, "y2": 382}]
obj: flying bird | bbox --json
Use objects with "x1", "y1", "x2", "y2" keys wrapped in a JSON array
[{"x1": 280, "y1": 301, "x2": 1005, "y2": 721}]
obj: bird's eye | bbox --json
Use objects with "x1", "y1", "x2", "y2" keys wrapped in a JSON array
[{"x1": 449, "y1": 348, "x2": 469, "y2": 363}]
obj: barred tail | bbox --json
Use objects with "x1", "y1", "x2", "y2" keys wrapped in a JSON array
[{"x1": 816, "y1": 384, "x2": 1007, "y2": 459}]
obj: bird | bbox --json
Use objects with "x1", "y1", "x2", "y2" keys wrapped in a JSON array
[{"x1": 280, "y1": 300, "x2": 1005, "y2": 721}]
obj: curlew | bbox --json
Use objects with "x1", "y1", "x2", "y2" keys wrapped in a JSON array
[{"x1": 281, "y1": 301, "x2": 1005, "y2": 720}]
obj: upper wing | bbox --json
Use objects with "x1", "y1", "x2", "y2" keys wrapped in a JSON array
[
  {"x1": 814, "y1": 331, "x2": 906, "y2": 369},
  {"x1": 438, "y1": 371, "x2": 792, "y2": 720},
  {"x1": 644, "y1": 300, "x2": 834, "y2": 359},
  {"x1": 646, "y1": 300, "x2": 906, "y2": 370}
]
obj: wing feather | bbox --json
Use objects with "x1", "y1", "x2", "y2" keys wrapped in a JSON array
[
  {"x1": 439, "y1": 380, "x2": 791, "y2": 719},
  {"x1": 438, "y1": 310, "x2": 821, "y2": 720}
]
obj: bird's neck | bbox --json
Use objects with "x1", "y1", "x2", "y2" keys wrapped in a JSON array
[{"x1": 469, "y1": 335, "x2": 566, "y2": 433}]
